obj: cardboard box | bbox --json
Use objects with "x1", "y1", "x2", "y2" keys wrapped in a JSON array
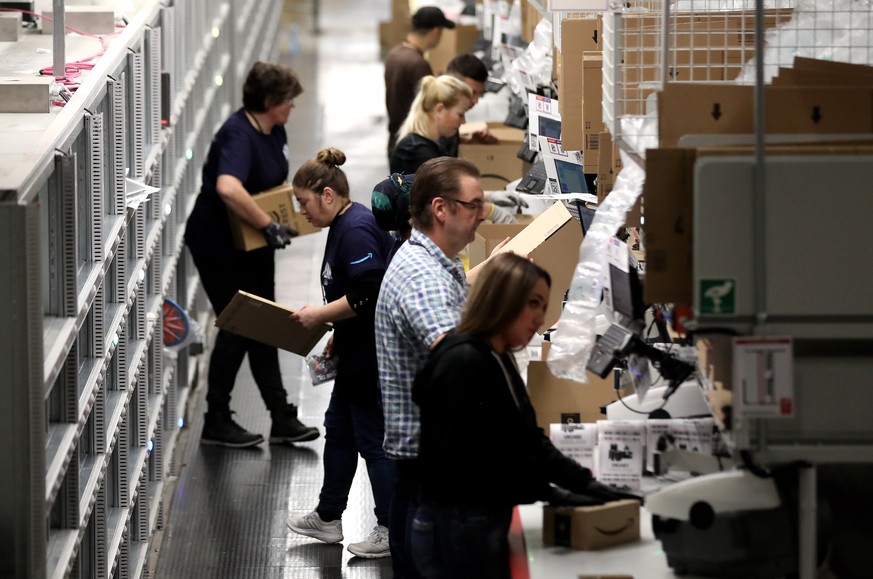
[
  {"x1": 227, "y1": 184, "x2": 320, "y2": 251},
  {"x1": 557, "y1": 17, "x2": 601, "y2": 148},
  {"x1": 582, "y1": 53, "x2": 604, "y2": 172},
  {"x1": 379, "y1": 19, "x2": 409, "y2": 51},
  {"x1": 0, "y1": 12, "x2": 21, "y2": 42},
  {"x1": 542, "y1": 500, "x2": 641, "y2": 550},
  {"x1": 642, "y1": 148, "x2": 696, "y2": 305},
  {"x1": 554, "y1": 13, "x2": 601, "y2": 54},
  {"x1": 458, "y1": 122, "x2": 527, "y2": 190},
  {"x1": 658, "y1": 83, "x2": 873, "y2": 148},
  {"x1": 379, "y1": 0, "x2": 411, "y2": 51},
  {"x1": 427, "y1": 23, "x2": 479, "y2": 76},
  {"x1": 42, "y1": 6, "x2": 115, "y2": 35},
  {"x1": 470, "y1": 202, "x2": 583, "y2": 331},
  {"x1": 527, "y1": 360, "x2": 615, "y2": 430},
  {"x1": 0, "y1": 77, "x2": 52, "y2": 113},
  {"x1": 215, "y1": 291, "x2": 330, "y2": 356}
]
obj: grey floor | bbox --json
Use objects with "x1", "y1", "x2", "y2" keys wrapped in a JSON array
[{"x1": 154, "y1": 1, "x2": 393, "y2": 577}]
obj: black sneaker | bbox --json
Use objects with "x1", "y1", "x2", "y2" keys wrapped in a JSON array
[
  {"x1": 270, "y1": 404, "x2": 320, "y2": 444},
  {"x1": 201, "y1": 411, "x2": 264, "y2": 448}
]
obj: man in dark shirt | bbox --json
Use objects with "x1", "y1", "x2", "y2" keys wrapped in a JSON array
[
  {"x1": 384, "y1": 6, "x2": 455, "y2": 158},
  {"x1": 441, "y1": 53, "x2": 491, "y2": 158}
]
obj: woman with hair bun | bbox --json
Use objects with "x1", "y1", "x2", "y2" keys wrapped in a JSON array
[{"x1": 285, "y1": 148, "x2": 397, "y2": 560}]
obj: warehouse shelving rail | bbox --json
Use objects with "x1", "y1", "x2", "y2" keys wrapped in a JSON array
[{"x1": 0, "y1": 1, "x2": 284, "y2": 577}]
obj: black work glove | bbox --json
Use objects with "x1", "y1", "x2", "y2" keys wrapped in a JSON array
[
  {"x1": 546, "y1": 484, "x2": 607, "y2": 507},
  {"x1": 578, "y1": 479, "x2": 645, "y2": 504},
  {"x1": 546, "y1": 481, "x2": 644, "y2": 507},
  {"x1": 262, "y1": 220, "x2": 298, "y2": 249}
]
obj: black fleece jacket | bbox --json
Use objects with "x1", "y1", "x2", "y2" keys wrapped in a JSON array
[{"x1": 412, "y1": 331, "x2": 593, "y2": 507}]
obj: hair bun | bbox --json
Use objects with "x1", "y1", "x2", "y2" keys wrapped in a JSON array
[{"x1": 317, "y1": 147, "x2": 346, "y2": 168}]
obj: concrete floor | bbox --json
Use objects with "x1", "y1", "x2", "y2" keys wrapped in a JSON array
[{"x1": 153, "y1": 1, "x2": 393, "y2": 577}]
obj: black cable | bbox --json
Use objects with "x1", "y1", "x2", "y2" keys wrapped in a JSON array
[{"x1": 615, "y1": 385, "x2": 668, "y2": 416}]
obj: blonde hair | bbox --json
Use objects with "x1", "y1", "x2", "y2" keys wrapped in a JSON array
[
  {"x1": 397, "y1": 75, "x2": 472, "y2": 141},
  {"x1": 292, "y1": 147, "x2": 350, "y2": 198}
]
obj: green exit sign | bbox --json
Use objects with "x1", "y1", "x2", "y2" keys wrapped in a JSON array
[{"x1": 699, "y1": 279, "x2": 736, "y2": 314}]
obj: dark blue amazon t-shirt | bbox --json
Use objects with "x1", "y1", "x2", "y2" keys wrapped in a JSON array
[
  {"x1": 322, "y1": 203, "x2": 395, "y2": 389},
  {"x1": 184, "y1": 108, "x2": 289, "y2": 260}
]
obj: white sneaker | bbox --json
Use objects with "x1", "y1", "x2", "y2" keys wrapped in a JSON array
[
  {"x1": 347, "y1": 524, "x2": 391, "y2": 559},
  {"x1": 286, "y1": 511, "x2": 343, "y2": 543}
]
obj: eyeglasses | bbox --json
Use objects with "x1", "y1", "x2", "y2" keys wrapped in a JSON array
[{"x1": 443, "y1": 196, "x2": 485, "y2": 211}]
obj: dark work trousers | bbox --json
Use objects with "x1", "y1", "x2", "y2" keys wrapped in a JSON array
[
  {"x1": 190, "y1": 247, "x2": 288, "y2": 413},
  {"x1": 316, "y1": 385, "x2": 396, "y2": 526},
  {"x1": 410, "y1": 503, "x2": 513, "y2": 579},
  {"x1": 390, "y1": 458, "x2": 424, "y2": 579}
]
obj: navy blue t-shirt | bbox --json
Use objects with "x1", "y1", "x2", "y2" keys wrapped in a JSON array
[
  {"x1": 322, "y1": 203, "x2": 395, "y2": 390},
  {"x1": 185, "y1": 108, "x2": 289, "y2": 260}
]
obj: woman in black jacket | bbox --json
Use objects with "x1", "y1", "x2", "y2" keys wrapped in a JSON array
[{"x1": 410, "y1": 253, "x2": 598, "y2": 578}]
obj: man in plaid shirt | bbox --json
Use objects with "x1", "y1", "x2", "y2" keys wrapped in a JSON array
[{"x1": 375, "y1": 156, "x2": 488, "y2": 578}]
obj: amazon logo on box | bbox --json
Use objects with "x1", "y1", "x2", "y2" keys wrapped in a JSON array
[{"x1": 543, "y1": 499, "x2": 640, "y2": 550}]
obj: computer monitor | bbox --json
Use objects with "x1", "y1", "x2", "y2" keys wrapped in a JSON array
[
  {"x1": 554, "y1": 159, "x2": 589, "y2": 194},
  {"x1": 538, "y1": 116, "x2": 562, "y2": 140},
  {"x1": 577, "y1": 202, "x2": 596, "y2": 234},
  {"x1": 608, "y1": 255, "x2": 645, "y2": 322}
]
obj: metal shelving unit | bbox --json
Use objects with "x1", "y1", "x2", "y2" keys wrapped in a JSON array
[{"x1": 0, "y1": 0, "x2": 284, "y2": 577}]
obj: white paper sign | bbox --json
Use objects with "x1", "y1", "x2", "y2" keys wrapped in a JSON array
[
  {"x1": 550, "y1": 422, "x2": 598, "y2": 475},
  {"x1": 597, "y1": 420, "x2": 644, "y2": 489}
]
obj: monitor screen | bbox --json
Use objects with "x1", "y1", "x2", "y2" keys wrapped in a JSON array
[
  {"x1": 538, "y1": 116, "x2": 562, "y2": 140},
  {"x1": 554, "y1": 159, "x2": 588, "y2": 194},
  {"x1": 609, "y1": 264, "x2": 635, "y2": 319},
  {"x1": 577, "y1": 202, "x2": 596, "y2": 234}
]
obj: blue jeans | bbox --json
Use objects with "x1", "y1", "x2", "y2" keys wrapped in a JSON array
[
  {"x1": 316, "y1": 388, "x2": 395, "y2": 526},
  {"x1": 410, "y1": 503, "x2": 513, "y2": 579},
  {"x1": 390, "y1": 458, "x2": 423, "y2": 578}
]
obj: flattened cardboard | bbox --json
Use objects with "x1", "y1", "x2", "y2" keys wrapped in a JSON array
[
  {"x1": 215, "y1": 291, "x2": 329, "y2": 356},
  {"x1": 543, "y1": 500, "x2": 641, "y2": 550},
  {"x1": 499, "y1": 202, "x2": 583, "y2": 331},
  {"x1": 642, "y1": 148, "x2": 695, "y2": 305},
  {"x1": 228, "y1": 184, "x2": 321, "y2": 251}
]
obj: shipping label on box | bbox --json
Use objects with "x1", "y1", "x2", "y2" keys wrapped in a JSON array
[
  {"x1": 228, "y1": 184, "x2": 321, "y2": 251},
  {"x1": 543, "y1": 500, "x2": 641, "y2": 550},
  {"x1": 596, "y1": 420, "x2": 644, "y2": 490},
  {"x1": 550, "y1": 422, "x2": 598, "y2": 475}
]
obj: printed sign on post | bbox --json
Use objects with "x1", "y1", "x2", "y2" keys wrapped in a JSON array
[{"x1": 732, "y1": 337, "x2": 794, "y2": 418}]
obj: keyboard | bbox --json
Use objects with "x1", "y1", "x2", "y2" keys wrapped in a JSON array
[{"x1": 516, "y1": 160, "x2": 547, "y2": 194}]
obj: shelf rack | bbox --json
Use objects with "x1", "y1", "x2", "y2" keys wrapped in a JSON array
[{"x1": 0, "y1": 1, "x2": 285, "y2": 577}]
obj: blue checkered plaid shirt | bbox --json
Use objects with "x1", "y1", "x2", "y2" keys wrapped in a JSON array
[{"x1": 375, "y1": 229, "x2": 469, "y2": 459}]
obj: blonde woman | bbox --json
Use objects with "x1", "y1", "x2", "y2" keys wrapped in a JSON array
[{"x1": 389, "y1": 74, "x2": 473, "y2": 175}]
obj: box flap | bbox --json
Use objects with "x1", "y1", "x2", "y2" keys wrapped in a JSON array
[
  {"x1": 215, "y1": 291, "x2": 329, "y2": 356},
  {"x1": 503, "y1": 201, "x2": 573, "y2": 255}
]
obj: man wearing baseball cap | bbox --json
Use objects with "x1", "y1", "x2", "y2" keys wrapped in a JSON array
[{"x1": 384, "y1": 6, "x2": 456, "y2": 159}]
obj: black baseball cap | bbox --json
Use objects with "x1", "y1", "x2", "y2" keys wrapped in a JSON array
[{"x1": 412, "y1": 6, "x2": 456, "y2": 30}]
